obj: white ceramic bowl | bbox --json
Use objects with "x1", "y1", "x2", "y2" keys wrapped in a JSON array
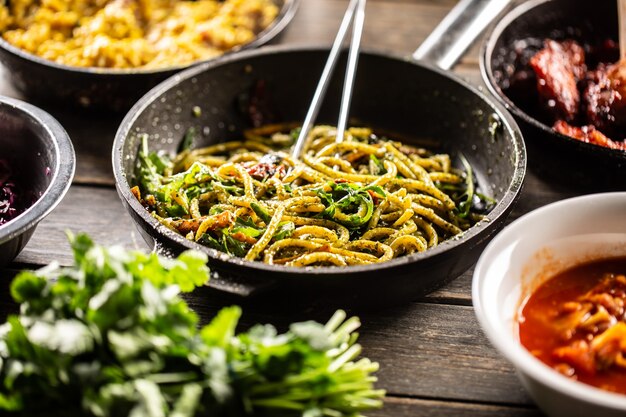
[{"x1": 473, "y1": 192, "x2": 626, "y2": 417}]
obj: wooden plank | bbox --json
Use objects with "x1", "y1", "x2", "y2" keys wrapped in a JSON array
[
  {"x1": 357, "y1": 303, "x2": 532, "y2": 404},
  {"x1": 180, "y1": 290, "x2": 533, "y2": 405},
  {"x1": 371, "y1": 397, "x2": 543, "y2": 417},
  {"x1": 14, "y1": 185, "x2": 148, "y2": 266},
  {"x1": 48, "y1": 109, "x2": 123, "y2": 185},
  {"x1": 278, "y1": 0, "x2": 454, "y2": 55}
]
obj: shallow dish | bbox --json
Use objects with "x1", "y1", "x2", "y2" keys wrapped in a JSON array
[
  {"x1": 473, "y1": 193, "x2": 626, "y2": 417},
  {"x1": 0, "y1": 96, "x2": 75, "y2": 267},
  {"x1": 0, "y1": 0, "x2": 299, "y2": 112}
]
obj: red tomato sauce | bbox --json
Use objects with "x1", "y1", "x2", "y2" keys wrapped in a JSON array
[{"x1": 519, "y1": 257, "x2": 626, "y2": 394}]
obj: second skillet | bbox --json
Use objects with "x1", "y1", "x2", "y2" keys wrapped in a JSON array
[
  {"x1": 113, "y1": 0, "x2": 526, "y2": 307},
  {"x1": 481, "y1": 0, "x2": 625, "y2": 190},
  {"x1": 0, "y1": 0, "x2": 300, "y2": 112}
]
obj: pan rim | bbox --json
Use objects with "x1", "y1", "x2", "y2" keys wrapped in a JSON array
[
  {"x1": 0, "y1": 0, "x2": 299, "y2": 77},
  {"x1": 113, "y1": 44, "x2": 526, "y2": 277},
  {"x1": 479, "y1": 0, "x2": 626, "y2": 161}
]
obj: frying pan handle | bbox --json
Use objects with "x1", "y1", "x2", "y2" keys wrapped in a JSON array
[
  {"x1": 412, "y1": 0, "x2": 513, "y2": 70},
  {"x1": 151, "y1": 241, "x2": 275, "y2": 297}
]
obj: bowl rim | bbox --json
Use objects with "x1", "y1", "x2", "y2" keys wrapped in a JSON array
[
  {"x1": 472, "y1": 192, "x2": 626, "y2": 410},
  {"x1": 0, "y1": 95, "x2": 75, "y2": 247},
  {"x1": 479, "y1": 0, "x2": 626, "y2": 160},
  {"x1": 0, "y1": 0, "x2": 300, "y2": 76},
  {"x1": 112, "y1": 44, "x2": 527, "y2": 277}
]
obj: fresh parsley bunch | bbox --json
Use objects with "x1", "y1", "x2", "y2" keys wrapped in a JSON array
[{"x1": 0, "y1": 233, "x2": 383, "y2": 417}]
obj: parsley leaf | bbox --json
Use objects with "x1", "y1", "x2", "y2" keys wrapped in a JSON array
[{"x1": 0, "y1": 234, "x2": 384, "y2": 417}]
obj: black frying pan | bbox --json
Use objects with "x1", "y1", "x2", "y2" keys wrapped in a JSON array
[
  {"x1": 0, "y1": 0, "x2": 299, "y2": 112},
  {"x1": 112, "y1": 2, "x2": 526, "y2": 307},
  {"x1": 481, "y1": 0, "x2": 625, "y2": 190}
]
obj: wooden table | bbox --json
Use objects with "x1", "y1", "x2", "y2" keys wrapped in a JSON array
[{"x1": 0, "y1": 0, "x2": 590, "y2": 415}]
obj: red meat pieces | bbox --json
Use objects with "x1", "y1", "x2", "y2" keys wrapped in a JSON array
[
  {"x1": 582, "y1": 62, "x2": 626, "y2": 136},
  {"x1": 553, "y1": 120, "x2": 626, "y2": 150},
  {"x1": 530, "y1": 40, "x2": 586, "y2": 122},
  {"x1": 608, "y1": 63, "x2": 626, "y2": 127}
]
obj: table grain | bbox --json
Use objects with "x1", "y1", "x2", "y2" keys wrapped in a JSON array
[{"x1": 0, "y1": 1, "x2": 589, "y2": 415}]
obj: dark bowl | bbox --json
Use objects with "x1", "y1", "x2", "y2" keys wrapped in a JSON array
[
  {"x1": 481, "y1": 0, "x2": 624, "y2": 190},
  {"x1": 0, "y1": 96, "x2": 75, "y2": 267},
  {"x1": 113, "y1": 46, "x2": 526, "y2": 306},
  {"x1": 0, "y1": 0, "x2": 299, "y2": 113}
]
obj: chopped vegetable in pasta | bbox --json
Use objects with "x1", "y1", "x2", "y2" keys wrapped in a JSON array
[{"x1": 133, "y1": 125, "x2": 494, "y2": 266}]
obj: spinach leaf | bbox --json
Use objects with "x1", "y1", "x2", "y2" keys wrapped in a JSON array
[{"x1": 136, "y1": 134, "x2": 167, "y2": 195}]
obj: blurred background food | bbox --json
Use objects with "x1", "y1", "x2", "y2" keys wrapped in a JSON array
[
  {"x1": 482, "y1": 0, "x2": 626, "y2": 189},
  {"x1": 0, "y1": 0, "x2": 279, "y2": 69},
  {"x1": 508, "y1": 37, "x2": 626, "y2": 150}
]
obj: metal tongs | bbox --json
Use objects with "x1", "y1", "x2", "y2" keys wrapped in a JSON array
[{"x1": 291, "y1": 0, "x2": 367, "y2": 159}]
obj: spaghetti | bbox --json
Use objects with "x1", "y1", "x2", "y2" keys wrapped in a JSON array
[{"x1": 133, "y1": 125, "x2": 493, "y2": 266}]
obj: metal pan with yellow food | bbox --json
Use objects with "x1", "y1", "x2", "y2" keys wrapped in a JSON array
[{"x1": 0, "y1": 0, "x2": 299, "y2": 112}]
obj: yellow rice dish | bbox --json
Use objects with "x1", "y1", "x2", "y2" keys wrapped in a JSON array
[{"x1": 0, "y1": 0, "x2": 279, "y2": 69}]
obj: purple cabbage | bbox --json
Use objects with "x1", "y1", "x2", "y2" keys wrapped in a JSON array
[{"x1": 0, "y1": 160, "x2": 19, "y2": 225}]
